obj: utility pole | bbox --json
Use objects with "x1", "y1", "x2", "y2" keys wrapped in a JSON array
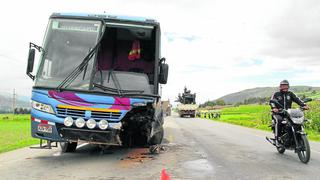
[{"x1": 12, "y1": 89, "x2": 16, "y2": 114}]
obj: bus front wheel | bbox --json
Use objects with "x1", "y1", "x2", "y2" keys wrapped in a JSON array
[{"x1": 60, "y1": 141, "x2": 77, "y2": 153}]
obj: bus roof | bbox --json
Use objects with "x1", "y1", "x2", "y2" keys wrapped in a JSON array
[{"x1": 51, "y1": 12, "x2": 158, "y2": 24}]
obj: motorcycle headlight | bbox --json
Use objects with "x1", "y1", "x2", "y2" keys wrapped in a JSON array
[
  {"x1": 32, "y1": 100, "x2": 55, "y2": 114},
  {"x1": 291, "y1": 117, "x2": 304, "y2": 124}
]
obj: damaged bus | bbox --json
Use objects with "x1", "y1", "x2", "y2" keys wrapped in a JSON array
[{"x1": 26, "y1": 13, "x2": 168, "y2": 152}]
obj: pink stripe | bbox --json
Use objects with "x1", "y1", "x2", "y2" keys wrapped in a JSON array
[{"x1": 110, "y1": 97, "x2": 131, "y2": 110}]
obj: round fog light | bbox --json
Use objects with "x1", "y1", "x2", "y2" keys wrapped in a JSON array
[
  {"x1": 98, "y1": 119, "x2": 109, "y2": 130},
  {"x1": 86, "y1": 118, "x2": 96, "y2": 129},
  {"x1": 75, "y1": 118, "x2": 85, "y2": 128},
  {"x1": 64, "y1": 117, "x2": 73, "y2": 127}
]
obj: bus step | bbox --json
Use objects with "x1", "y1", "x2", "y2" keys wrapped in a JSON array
[{"x1": 30, "y1": 139, "x2": 58, "y2": 149}]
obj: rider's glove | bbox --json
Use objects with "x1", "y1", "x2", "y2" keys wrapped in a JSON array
[{"x1": 303, "y1": 105, "x2": 309, "y2": 110}]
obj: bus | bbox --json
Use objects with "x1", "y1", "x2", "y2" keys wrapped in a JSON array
[{"x1": 26, "y1": 13, "x2": 168, "y2": 152}]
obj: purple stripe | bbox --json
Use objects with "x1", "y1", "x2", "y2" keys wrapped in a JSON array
[{"x1": 48, "y1": 90, "x2": 93, "y2": 106}]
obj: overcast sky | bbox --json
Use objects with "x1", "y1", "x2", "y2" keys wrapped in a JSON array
[{"x1": 0, "y1": 0, "x2": 319, "y2": 103}]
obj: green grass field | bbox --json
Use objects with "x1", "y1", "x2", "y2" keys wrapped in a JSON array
[
  {"x1": 298, "y1": 91, "x2": 320, "y2": 100},
  {"x1": 202, "y1": 101, "x2": 320, "y2": 142},
  {"x1": 0, "y1": 114, "x2": 38, "y2": 153}
]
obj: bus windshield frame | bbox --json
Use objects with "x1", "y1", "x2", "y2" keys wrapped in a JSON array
[{"x1": 34, "y1": 18, "x2": 102, "y2": 91}]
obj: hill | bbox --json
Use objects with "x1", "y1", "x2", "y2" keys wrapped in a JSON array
[{"x1": 217, "y1": 86, "x2": 320, "y2": 105}]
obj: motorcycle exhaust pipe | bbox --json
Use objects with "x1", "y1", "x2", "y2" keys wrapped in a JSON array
[{"x1": 266, "y1": 136, "x2": 276, "y2": 147}]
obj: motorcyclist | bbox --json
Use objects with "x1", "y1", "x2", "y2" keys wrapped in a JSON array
[{"x1": 270, "y1": 80, "x2": 309, "y2": 144}]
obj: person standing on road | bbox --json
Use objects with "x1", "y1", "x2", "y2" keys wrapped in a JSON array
[{"x1": 269, "y1": 80, "x2": 309, "y2": 145}]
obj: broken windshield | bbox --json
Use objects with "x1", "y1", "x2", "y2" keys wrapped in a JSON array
[{"x1": 35, "y1": 19, "x2": 101, "y2": 90}]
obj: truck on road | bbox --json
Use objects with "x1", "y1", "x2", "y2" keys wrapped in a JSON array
[
  {"x1": 26, "y1": 13, "x2": 169, "y2": 152},
  {"x1": 176, "y1": 87, "x2": 198, "y2": 117}
]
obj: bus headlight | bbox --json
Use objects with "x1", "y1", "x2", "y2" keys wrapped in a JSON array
[
  {"x1": 109, "y1": 122, "x2": 122, "y2": 130},
  {"x1": 64, "y1": 117, "x2": 73, "y2": 127},
  {"x1": 32, "y1": 100, "x2": 55, "y2": 114},
  {"x1": 86, "y1": 118, "x2": 96, "y2": 129},
  {"x1": 98, "y1": 119, "x2": 109, "y2": 130},
  {"x1": 75, "y1": 118, "x2": 85, "y2": 128},
  {"x1": 133, "y1": 102, "x2": 147, "y2": 107}
]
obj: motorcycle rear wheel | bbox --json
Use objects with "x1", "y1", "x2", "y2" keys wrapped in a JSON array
[{"x1": 297, "y1": 135, "x2": 310, "y2": 164}]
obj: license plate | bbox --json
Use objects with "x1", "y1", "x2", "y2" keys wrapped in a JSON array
[{"x1": 37, "y1": 124, "x2": 53, "y2": 133}]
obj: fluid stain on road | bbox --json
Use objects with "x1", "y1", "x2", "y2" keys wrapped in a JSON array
[
  {"x1": 117, "y1": 144, "x2": 171, "y2": 168},
  {"x1": 182, "y1": 158, "x2": 215, "y2": 178},
  {"x1": 119, "y1": 148, "x2": 155, "y2": 168}
]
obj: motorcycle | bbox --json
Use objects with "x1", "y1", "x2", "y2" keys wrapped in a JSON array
[{"x1": 266, "y1": 98, "x2": 312, "y2": 163}]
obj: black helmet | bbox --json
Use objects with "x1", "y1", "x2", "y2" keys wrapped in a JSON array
[{"x1": 280, "y1": 80, "x2": 289, "y2": 86}]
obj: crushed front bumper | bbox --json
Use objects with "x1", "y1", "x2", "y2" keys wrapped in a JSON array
[{"x1": 57, "y1": 124, "x2": 122, "y2": 145}]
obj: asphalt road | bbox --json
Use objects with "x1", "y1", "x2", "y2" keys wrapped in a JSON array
[{"x1": 1, "y1": 115, "x2": 320, "y2": 180}]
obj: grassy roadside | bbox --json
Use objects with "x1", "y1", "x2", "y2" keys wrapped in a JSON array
[
  {"x1": 201, "y1": 103, "x2": 320, "y2": 142},
  {"x1": 0, "y1": 114, "x2": 38, "y2": 154}
]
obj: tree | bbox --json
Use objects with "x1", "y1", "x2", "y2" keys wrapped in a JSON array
[{"x1": 215, "y1": 99, "x2": 225, "y2": 106}]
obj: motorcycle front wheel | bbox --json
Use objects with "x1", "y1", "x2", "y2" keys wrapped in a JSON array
[
  {"x1": 277, "y1": 146, "x2": 285, "y2": 154},
  {"x1": 297, "y1": 135, "x2": 310, "y2": 164}
]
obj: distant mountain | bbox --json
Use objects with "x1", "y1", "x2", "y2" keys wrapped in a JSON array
[{"x1": 217, "y1": 86, "x2": 320, "y2": 105}]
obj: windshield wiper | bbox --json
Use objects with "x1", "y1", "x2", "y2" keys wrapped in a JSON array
[
  {"x1": 56, "y1": 24, "x2": 106, "y2": 91},
  {"x1": 105, "y1": 30, "x2": 123, "y2": 96},
  {"x1": 93, "y1": 83, "x2": 145, "y2": 94},
  {"x1": 119, "y1": 93, "x2": 160, "y2": 98}
]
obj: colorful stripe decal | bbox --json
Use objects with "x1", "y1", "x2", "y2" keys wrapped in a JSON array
[
  {"x1": 110, "y1": 97, "x2": 131, "y2": 110},
  {"x1": 57, "y1": 104, "x2": 121, "y2": 113},
  {"x1": 48, "y1": 90, "x2": 93, "y2": 107}
]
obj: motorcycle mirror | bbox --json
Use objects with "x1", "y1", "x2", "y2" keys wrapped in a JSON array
[{"x1": 303, "y1": 98, "x2": 312, "y2": 103}]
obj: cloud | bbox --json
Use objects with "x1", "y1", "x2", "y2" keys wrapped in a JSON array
[{"x1": 261, "y1": 1, "x2": 320, "y2": 63}]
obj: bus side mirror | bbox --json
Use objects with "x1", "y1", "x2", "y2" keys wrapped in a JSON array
[
  {"x1": 27, "y1": 43, "x2": 43, "y2": 81},
  {"x1": 159, "y1": 58, "x2": 169, "y2": 84},
  {"x1": 27, "y1": 49, "x2": 35, "y2": 73}
]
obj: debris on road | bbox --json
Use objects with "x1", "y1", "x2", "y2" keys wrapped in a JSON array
[{"x1": 149, "y1": 144, "x2": 166, "y2": 154}]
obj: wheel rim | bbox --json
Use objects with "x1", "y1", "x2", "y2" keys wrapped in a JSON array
[
  {"x1": 300, "y1": 151, "x2": 306, "y2": 159},
  {"x1": 298, "y1": 148, "x2": 307, "y2": 162}
]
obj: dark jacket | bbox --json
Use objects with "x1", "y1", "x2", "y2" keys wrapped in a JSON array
[{"x1": 270, "y1": 91, "x2": 306, "y2": 110}]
